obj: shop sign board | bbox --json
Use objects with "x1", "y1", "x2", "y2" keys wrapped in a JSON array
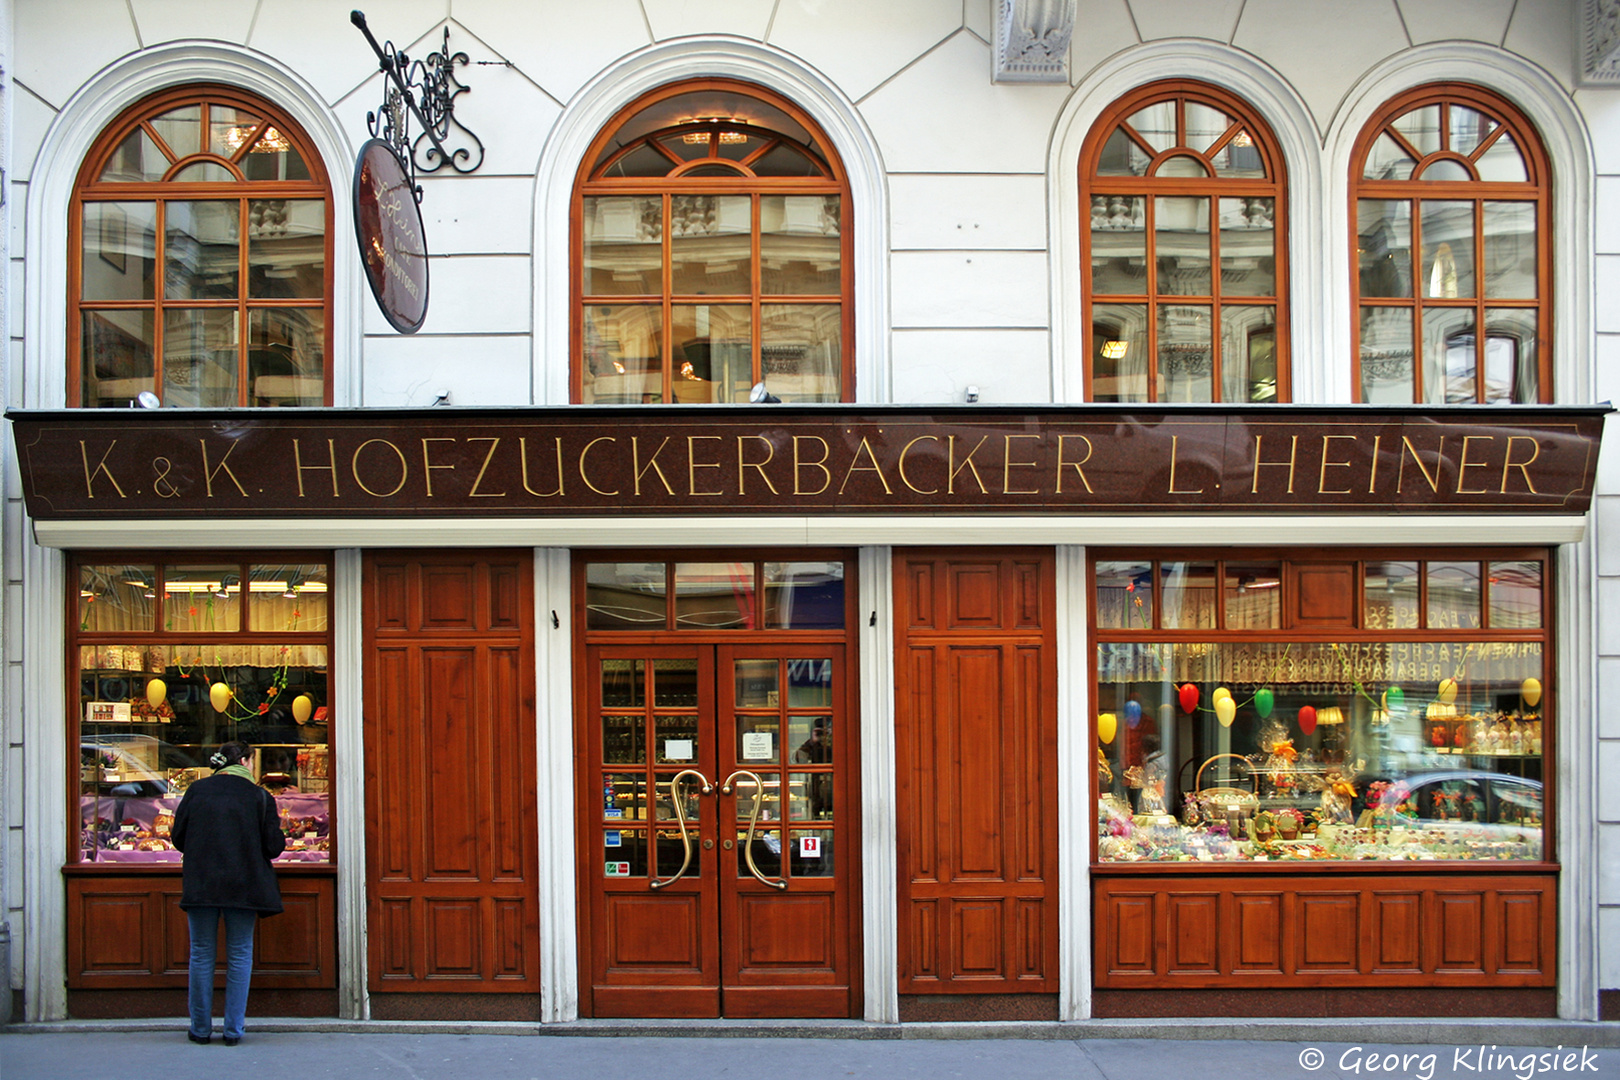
[
  {"x1": 353, "y1": 139, "x2": 429, "y2": 333},
  {"x1": 9, "y1": 405, "x2": 1607, "y2": 521}
]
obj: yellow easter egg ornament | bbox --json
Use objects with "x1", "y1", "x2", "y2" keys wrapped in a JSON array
[
  {"x1": 1097, "y1": 712, "x2": 1118, "y2": 745},
  {"x1": 1437, "y1": 678, "x2": 1458, "y2": 705},
  {"x1": 209, "y1": 682, "x2": 233, "y2": 713},
  {"x1": 145, "y1": 678, "x2": 167, "y2": 709},
  {"x1": 1212, "y1": 687, "x2": 1233, "y2": 705},
  {"x1": 293, "y1": 694, "x2": 314, "y2": 724},
  {"x1": 1520, "y1": 678, "x2": 1542, "y2": 707},
  {"x1": 1215, "y1": 696, "x2": 1236, "y2": 727}
]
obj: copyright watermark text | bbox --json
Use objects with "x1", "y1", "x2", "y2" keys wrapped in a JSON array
[{"x1": 1296, "y1": 1045, "x2": 1600, "y2": 1080}]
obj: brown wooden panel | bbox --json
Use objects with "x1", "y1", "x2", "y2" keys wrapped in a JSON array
[
  {"x1": 1371, "y1": 891, "x2": 1423, "y2": 973},
  {"x1": 1104, "y1": 892, "x2": 1157, "y2": 975},
  {"x1": 258, "y1": 890, "x2": 324, "y2": 970},
  {"x1": 422, "y1": 648, "x2": 480, "y2": 879},
  {"x1": 489, "y1": 646, "x2": 527, "y2": 880},
  {"x1": 422, "y1": 564, "x2": 478, "y2": 629},
  {"x1": 1498, "y1": 891, "x2": 1544, "y2": 972},
  {"x1": 1290, "y1": 562, "x2": 1356, "y2": 628},
  {"x1": 946, "y1": 563, "x2": 1002, "y2": 629},
  {"x1": 895, "y1": 550, "x2": 1057, "y2": 996},
  {"x1": 1434, "y1": 892, "x2": 1486, "y2": 973},
  {"x1": 378, "y1": 898, "x2": 414, "y2": 978},
  {"x1": 736, "y1": 893, "x2": 833, "y2": 968},
  {"x1": 1297, "y1": 893, "x2": 1360, "y2": 972},
  {"x1": 425, "y1": 899, "x2": 481, "y2": 977},
  {"x1": 489, "y1": 562, "x2": 522, "y2": 629},
  {"x1": 1232, "y1": 892, "x2": 1285, "y2": 973},
  {"x1": 495, "y1": 900, "x2": 528, "y2": 980},
  {"x1": 952, "y1": 899, "x2": 1005, "y2": 977},
  {"x1": 606, "y1": 893, "x2": 704, "y2": 970},
  {"x1": 77, "y1": 892, "x2": 148, "y2": 972},
  {"x1": 373, "y1": 563, "x2": 409, "y2": 629},
  {"x1": 372, "y1": 647, "x2": 415, "y2": 881},
  {"x1": 1167, "y1": 893, "x2": 1219, "y2": 974}
]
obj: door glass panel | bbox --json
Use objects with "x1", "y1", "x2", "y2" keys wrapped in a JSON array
[
  {"x1": 660, "y1": 773, "x2": 706, "y2": 822},
  {"x1": 731, "y1": 774, "x2": 780, "y2": 823},
  {"x1": 652, "y1": 658, "x2": 698, "y2": 707},
  {"x1": 734, "y1": 660, "x2": 778, "y2": 707},
  {"x1": 789, "y1": 829, "x2": 834, "y2": 876},
  {"x1": 675, "y1": 562, "x2": 755, "y2": 628},
  {"x1": 787, "y1": 660, "x2": 833, "y2": 707},
  {"x1": 587, "y1": 563, "x2": 667, "y2": 630},
  {"x1": 1364, "y1": 561, "x2": 1420, "y2": 630},
  {"x1": 604, "y1": 772, "x2": 647, "y2": 820},
  {"x1": 737, "y1": 827, "x2": 782, "y2": 877},
  {"x1": 735, "y1": 715, "x2": 780, "y2": 765},
  {"x1": 789, "y1": 771, "x2": 833, "y2": 821},
  {"x1": 603, "y1": 715, "x2": 645, "y2": 764},
  {"x1": 606, "y1": 830, "x2": 647, "y2": 877},
  {"x1": 1427, "y1": 561, "x2": 1482, "y2": 629},
  {"x1": 764, "y1": 562, "x2": 844, "y2": 628},
  {"x1": 1489, "y1": 561, "x2": 1543, "y2": 629},
  {"x1": 788, "y1": 716, "x2": 833, "y2": 762},
  {"x1": 601, "y1": 659, "x2": 645, "y2": 708},
  {"x1": 655, "y1": 715, "x2": 699, "y2": 763},
  {"x1": 653, "y1": 828, "x2": 697, "y2": 875}
]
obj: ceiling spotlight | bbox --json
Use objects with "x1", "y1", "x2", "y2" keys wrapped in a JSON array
[
  {"x1": 136, "y1": 391, "x2": 161, "y2": 409},
  {"x1": 749, "y1": 381, "x2": 780, "y2": 404}
]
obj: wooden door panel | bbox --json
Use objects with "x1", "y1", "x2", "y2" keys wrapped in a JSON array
[
  {"x1": 605, "y1": 892, "x2": 707, "y2": 971},
  {"x1": 364, "y1": 551, "x2": 539, "y2": 993},
  {"x1": 896, "y1": 550, "x2": 1057, "y2": 995},
  {"x1": 1297, "y1": 894, "x2": 1360, "y2": 972},
  {"x1": 1498, "y1": 891, "x2": 1546, "y2": 972},
  {"x1": 1232, "y1": 892, "x2": 1286, "y2": 973},
  {"x1": 1101, "y1": 892, "x2": 1156, "y2": 975},
  {"x1": 734, "y1": 892, "x2": 835, "y2": 968},
  {"x1": 1371, "y1": 891, "x2": 1423, "y2": 972},
  {"x1": 1434, "y1": 892, "x2": 1486, "y2": 972},
  {"x1": 1167, "y1": 893, "x2": 1219, "y2": 974}
]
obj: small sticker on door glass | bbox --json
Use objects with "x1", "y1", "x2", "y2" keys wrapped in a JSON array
[
  {"x1": 799, "y1": 835, "x2": 821, "y2": 858},
  {"x1": 604, "y1": 807, "x2": 623, "y2": 819},
  {"x1": 742, "y1": 731, "x2": 773, "y2": 760},
  {"x1": 605, "y1": 861, "x2": 630, "y2": 877},
  {"x1": 664, "y1": 738, "x2": 693, "y2": 760},
  {"x1": 604, "y1": 830, "x2": 622, "y2": 847}
]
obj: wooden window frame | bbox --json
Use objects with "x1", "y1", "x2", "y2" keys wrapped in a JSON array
[
  {"x1": 1079, "y1": 79, "x2": 1292, "y2": 403},
  {"x1": 1088, "y1": 545, "x2": 1554, "y2": 871},
  {"x1": 1350, "y1": 83, "x2": 1553, "y2": 404},
  {"x1": 68, "y1": 84, "x2": 335, "y2": 408},
  {"x1": 571, "y1": 78, "x2": 855, "y2": 404}
]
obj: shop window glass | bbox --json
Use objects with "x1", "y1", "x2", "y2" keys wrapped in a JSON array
[
  {"x1": 764, "y1": 561, "x2": 845, "y2": 629},
  {"x1": 1082, "y1": 81, "x2": 1289, "y2": 402},
  {"x1": 1352, "y1": 87, "x2": 1549, "y2": 402},
  {"x1": 1095, "y1": 560, "x2": 1153, "y2": 629},
  {"x1": 1222, "y1": 562, "x2": 1281, "y2": 629},
  {"x1": 576, "y1": 80, "x2": 852, "y2": 403},
  {"x1": 587, "y1": 559, "x2": 844, "y2": 631},
  {"x1": 1094, "y1": 553, "x2": 1547, "y2": 865},
  {"x1": 72, "y1": 87, "x2": 330, "y2": 407},
  {"x1": 75, "y1": 555, "x2": 333, "y2": 864}
]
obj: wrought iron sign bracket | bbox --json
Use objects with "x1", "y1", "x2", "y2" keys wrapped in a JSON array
[{"x1": 350, "y1": 9, "x2": 485, "y2": 201}]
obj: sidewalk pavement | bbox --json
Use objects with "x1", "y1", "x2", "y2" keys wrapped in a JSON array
[{"x1": 4, "y1": 1020, "x2": 1620, "y2": 1080}]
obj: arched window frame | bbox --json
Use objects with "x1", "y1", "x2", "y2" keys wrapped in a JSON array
[
  {"x1": 571, "y1": 78, "x2": 855, "y2": 404},
  {"x1": 1078, "y1": 80, "x2": 1291, "y2": 404},
  {"x1": 1350, "y1": 83, "x2": 1552, "y2": 404},
  {"x1": 67, "y1": 83, "x2": 334, "y2": 408}
]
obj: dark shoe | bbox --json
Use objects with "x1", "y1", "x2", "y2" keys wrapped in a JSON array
[
  {"x1": 223, "y1": 1036, "x2": 240, "y2": 1047},
  {"x1": 187, "y1": 1032, "x2": 211, "y2": 1045}
]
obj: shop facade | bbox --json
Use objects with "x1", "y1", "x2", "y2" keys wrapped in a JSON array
[{"x1": 2, "y1": 0, "x2": 1618, "y2": 1027}]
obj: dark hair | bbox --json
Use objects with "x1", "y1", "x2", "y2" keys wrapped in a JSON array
[{"x1": 211, "y1": 740, "x2": 253, "y2": 770}]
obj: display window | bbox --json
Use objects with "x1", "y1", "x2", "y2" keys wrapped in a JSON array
[
  {"x1": 72, "y1": 555, "x2": 333, "y2": 863},
  {"x1": 1092, "y1": 550, "x2": 1548, "y2": 864}
]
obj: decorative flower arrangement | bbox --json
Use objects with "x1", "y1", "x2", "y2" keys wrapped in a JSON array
[
  {"x1": 1252, "y1": 809, "x2": 1278, "y2": 841},
  {"x1": 1275, "y1": 807, "x2": 1305, "y2": 839}
]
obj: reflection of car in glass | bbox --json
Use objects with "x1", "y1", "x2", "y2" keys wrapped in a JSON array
[{"x1": 1373, "y1": 770, "x2": 1542, "y2": 853}]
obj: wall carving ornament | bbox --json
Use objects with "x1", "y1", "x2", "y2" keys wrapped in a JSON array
[
  {"x1": 1583, "y1": 0, "x2": 1620, "y2": 83},
  {"x1": 994, "y1": 0, "x2": 1076, "y2": 84}
]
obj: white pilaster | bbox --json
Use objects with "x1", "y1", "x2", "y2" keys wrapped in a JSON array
[
  {"x1": 1055, "y1": 544, "x2": 1090, "y2": 1019},
  {"x1": 858, "y1": 546, "x2": 898, "y2": 1023},
  {"x1": 535, "y1": 548, "x2": 578, "y2": 1022},
  {"x1": 331, "y1": 549, "x2": 368, "y2": 1019},
  {"x1": 20, "y1": 544, "x2": 65, "y2": 1021}
]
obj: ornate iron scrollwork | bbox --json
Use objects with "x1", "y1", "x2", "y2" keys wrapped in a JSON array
[{"x1": 350, "y1": 10, "x2": 485, "y2": 202}]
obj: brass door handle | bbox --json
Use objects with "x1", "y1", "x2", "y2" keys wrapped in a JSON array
[
  {"x1": 720, "y1": 769, "x2": 787, "y2": 891},
  {"x1": 649, "y1": 769, "x2": 712, "y2": 890}
]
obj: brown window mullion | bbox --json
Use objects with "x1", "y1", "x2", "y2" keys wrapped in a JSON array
[
  {"x1": 662, "y1": 192, "x2": 674, "y2": 403},
  {"x1": 1145, "y1": 195, "x2": 1160, "y2": 402},
  {"x1": 238, "y1": 198, "x2": 250, "y2": 406},
  {"x1": 153, "y1": 199, "x2": 167, "y2": 399}
]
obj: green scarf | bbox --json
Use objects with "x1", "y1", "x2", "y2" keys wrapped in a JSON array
[{"x1": 217, "y1": 764, "x2": 255, "y2": 782}]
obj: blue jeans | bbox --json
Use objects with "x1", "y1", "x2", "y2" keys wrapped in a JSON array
[{"x1": 186, "y1": 907, "x2": 258, "y2": 1040}]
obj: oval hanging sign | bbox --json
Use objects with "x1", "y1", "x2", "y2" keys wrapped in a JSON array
[{"x1": 353, "y1": 138, "x2": 429, "y2": 333}]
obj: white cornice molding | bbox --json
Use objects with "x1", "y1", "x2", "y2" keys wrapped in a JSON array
[
  {"x1": 1582, "y1": 0, "x2": 1620, "y2": 85},
  {"x1": 532, "y1": 36, "x2": 891, "y2": 405},
  {"x1": 1049, "y1": 41, "x2": 1325, "y2": 404},
  {"x1": 22, "y1": 43, "x2": 360, "y2": 411},
  {"x1": 994, "y1": 0, "x2": 1076, "y2": 84},
  {"x1": 27, "y1": 513, "x2": 1590, "y2": 550}
]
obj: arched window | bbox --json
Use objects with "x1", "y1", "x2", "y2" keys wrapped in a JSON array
[
  {"x1": 69, "y1": 85, "x2": 331, "y2": 408},
  {"x1": 1352, "y1": 85, "x2": 1550, "y2": 404},
  {"x1": 1080, "y1": 81, "x2": 1288, "y2": 403},
  {"x1": 574, "y1": 79, "x2": 852, "y2": 404}
]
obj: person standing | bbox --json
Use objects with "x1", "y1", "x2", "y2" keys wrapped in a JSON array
[{"x1": 172, "y1": 740, "x2": 285, "y2": 1046}]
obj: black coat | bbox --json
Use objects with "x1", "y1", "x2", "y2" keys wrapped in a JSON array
[{"x1": 172, "y1": 773, "x2": 286, "y2": 915}]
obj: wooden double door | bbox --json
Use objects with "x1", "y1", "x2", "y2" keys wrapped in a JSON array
[{"x1": 578, "y1": 643, "x2": 855, "y2": 1017}]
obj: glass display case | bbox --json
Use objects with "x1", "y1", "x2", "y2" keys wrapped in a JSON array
[
  {"x1": 74, "y1": 558, "x2": 333, "y2": 864},
  {"x1": 1094, "y1": 553, "x2": 1548, "y2": 864}
]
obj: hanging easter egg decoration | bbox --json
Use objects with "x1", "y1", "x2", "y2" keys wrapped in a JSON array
[
  {"x1": 209, "y1": 682, "x2": 233, "y2": 713},
  {"x1": 1254, "y1": 687, "x2": 1275, "y2": 719},
  {"x1": 145, "y1": 678, "x2": 167, "y2": 709},
  {"x1": 1098, "y1": 712, "x2": 1118, "y2": 745},
  {"x1": 1215, "y1": 696, "x2": 1237, "y2": 728},
  {"x1": 1298, "y1": 705, "x2": 1317, "y2": 735},
  {"x1": 293, "y1": 694, "x2": 314, "y2": 725},
  {"x1": 1438, "y1": 678, "x2": 1458, "y2": 705},
  {"x1": 1382, "y1": 685, "x2": 1405, "y2": 714},
  {"x1": 1178, "y1": 683, "x2": 1200, "y2": 715},
  {"x1": 1157, "y1": 703, "x2": 1175, "y2": 727},
  {"x1": 1521, "y1": 677, "x2": 1542, "y2": 707},
  {"x1": 1123, "y1": 699, "x2": 1142, "y2": 728},
  {"x1": 1212, "y1": 687, "x2": 1233, "y2": 705}
]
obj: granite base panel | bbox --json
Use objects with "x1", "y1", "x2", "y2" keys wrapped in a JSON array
[
  {"x1": 369, "y1": 993, "x2": 542, "y2": 1022},
  {"x1": 67, "y1": 988, "x2": 337, "y2": 1019},
  {"x1": 1093, "y1": 988, "x2": 1558, "y2": 1019},
  {"x1": 899, "y1": 994, "x2": 1059, "y2": 1022}
]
